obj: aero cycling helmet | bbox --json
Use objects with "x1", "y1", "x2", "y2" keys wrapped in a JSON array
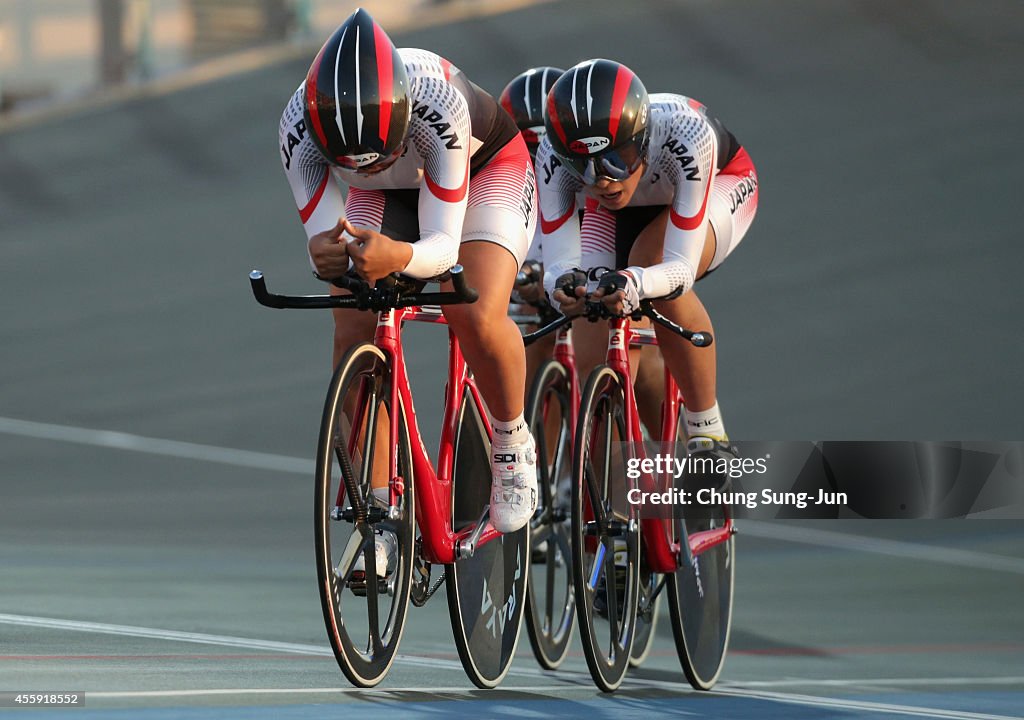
[
  {"x1": 303, "y1": 9, "x2": 410, "y2": 172},
  {"x1": 544, "y1": 59, "x2": 650, "y2": 184},
  {"x1": 499, "y1": 66, "x2": 564, "y2": 157}
]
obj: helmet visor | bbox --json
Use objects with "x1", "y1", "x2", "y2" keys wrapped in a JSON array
[{"x1": 557, "y1": 134, "x2": 647, "y2": 185}]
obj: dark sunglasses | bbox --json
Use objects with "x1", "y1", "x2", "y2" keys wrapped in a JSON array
[{"x1": 557, "y1": 131, "x2": 648, "y2": 185}]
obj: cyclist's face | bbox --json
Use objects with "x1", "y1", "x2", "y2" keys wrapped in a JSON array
[{"x1": 585, "y1": 164, "x2": 644, "y2": 210}]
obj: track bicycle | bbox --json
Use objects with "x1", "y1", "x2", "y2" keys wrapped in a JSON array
[
  {"x1": 515, "y1": 290, "x2": 661, "y2": 670},
  {"x1": 531, "y1": 286, "x2": 736, "y2": 692},
  {"x1": 250, "y1": 267, "x2": 530, "y2": 689}
]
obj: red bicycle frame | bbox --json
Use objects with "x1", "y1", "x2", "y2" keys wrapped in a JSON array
[
  {"x1": 599, "y1": 316, "x2": 735, "y2": 575},
  {"x1": 358, "y1": 305, "x2": 503, "y2": 565}
]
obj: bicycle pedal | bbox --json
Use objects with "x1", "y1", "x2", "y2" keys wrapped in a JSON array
[
  {"x1": 348, "y1": 570, "x2": 368, "y2": 597},
  {"x1": 347, "y1": 571, "x2": 390, "y2": 597}
]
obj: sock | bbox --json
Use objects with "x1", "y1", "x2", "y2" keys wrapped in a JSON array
[
  {"x1": 684, "y1": 402, "x2": 727, "y2": 441},
  {"x1": 491, "y1": 413, "x2": 530, "y2": 447}
]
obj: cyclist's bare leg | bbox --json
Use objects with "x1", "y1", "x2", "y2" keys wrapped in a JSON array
[
  {"x1": 331, "y1": 294, "x2": 392, "y2": 492},
  {"x1": 441, "y1": 241, "x2": 525, "y2": 422},
  {"x1": 633, "y1": 347, "x2": 665, "y2": 436},
  {"x1": 626, "y1": 208, "x2": 670, "y2": 436},
  {"x1": 649, "y1": 224, "x2": 720, "y2": 415}
]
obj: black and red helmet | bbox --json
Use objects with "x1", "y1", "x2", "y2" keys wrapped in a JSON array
[
  {"x1": 499, "y1": 66, "x2": 564, "y2": 157},
  {"x1": 544, "y1": 59, "x2": 650, "y2": 184},
  {"x1": 303, "y1": 9, "x2": 410, "y2": 172}
]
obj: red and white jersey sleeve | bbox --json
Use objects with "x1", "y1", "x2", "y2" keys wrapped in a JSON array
[
  {"x1": 628, "y1": 94, "x2": 719, "y2": 299},
  {"x1": 534, "y1": 136, "x2": 586, "y2": 295},
  {"x1": 398, "y1": 49, "x2": 472, "y2": 278},
  {"x1": 278, "y1": 86, "x2": 347, "y2": 270}
]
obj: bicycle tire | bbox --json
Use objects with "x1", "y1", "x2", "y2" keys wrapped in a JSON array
[
  {"x1": 630, "y1": 561, "x2": 661, "y2": 666},
  {"x1": 666, "y1": 418, "x2": 735, "y2": 690},
  {"x1": 315, "y1": 342, "x2": 415, "y2": 688},
  {"x1": 446, "y1": 391, "x2": 531, "y2": 688},
  {"x1": 571, "y1": 366, "x2": 640, "y2": 692},
  {"x1": 523, "y1": 359, "x2": 575, "y2": 670}
]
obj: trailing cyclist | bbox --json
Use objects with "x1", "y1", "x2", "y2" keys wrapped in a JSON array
[
  {"x1": 500, "y1": 66, "x2": 666, "y2": 436},
  {"x1": 537, "y1": 58, "x2": 759, "y2": 465}
]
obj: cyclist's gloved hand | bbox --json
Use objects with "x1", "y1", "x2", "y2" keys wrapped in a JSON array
[
  {"x1": 551, "y1": 269, "x2": 588, "y2": 316},
  {"x1": 594, "y1": 270, "x2": 641, "y2": 317}
]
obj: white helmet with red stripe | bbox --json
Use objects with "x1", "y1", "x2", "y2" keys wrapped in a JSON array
[
  {"x1": 303, "y1": 8, "x2": 410, "y2": 172},
  {"x1": 544, "y1": 59, "x2": 650, "y2": 184}
]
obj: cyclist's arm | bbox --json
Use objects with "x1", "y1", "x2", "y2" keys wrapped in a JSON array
[
  {"x1": 279, "y1": 85, "x2": 348, "y2": 270},
  {"x1": 626, "y1": 120, "x2": 718, "y2": 299},
  {"x1": 535, "y1": 138, "x2": 585, "y2": 296},
  {"x1": 404, "y1": 76, "x2": 472, "y2": 279}
]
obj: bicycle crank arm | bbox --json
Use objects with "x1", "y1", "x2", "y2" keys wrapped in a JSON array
[{"x1": 456, "y1": 506, "x2": 492, "y2": 559}]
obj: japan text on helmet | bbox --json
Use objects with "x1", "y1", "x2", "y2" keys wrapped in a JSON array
[
  {"x1": 303, "y1": 8, "x2": 410, "y2": 172},
  {"x1": 499, "y1": 66, "x2": 565, "y2": 157},
  {"x1": 544, "y1": 59, "x2": 650, "y2": 184}
]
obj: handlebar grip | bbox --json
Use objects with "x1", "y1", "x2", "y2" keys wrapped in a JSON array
[
  {"x1": 449, "y1": 265, "x2": 479, "y2": 303},
  {"x1": 249, "y1": 270, "x2": 279, "y2": 308},
  {"x1": 689, "y1": 332, "x2": 713, "y2": 347},
  {"x1": 331, "y1": 273, "x2": 369, "y2": 293}
]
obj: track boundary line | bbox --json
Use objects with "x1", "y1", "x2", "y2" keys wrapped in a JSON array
[
  {"x1": 0, "y1": 416, "x2": 312, "y2": 475},
  {"x1": 3, "y1": 613, "x2": 1021, "y2": 716}
]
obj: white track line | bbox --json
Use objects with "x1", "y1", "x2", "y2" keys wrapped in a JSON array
[
  {"x1": 3, "y1": 614, "x2": 1020, "y2": 717},
  {"x1": 85, "y1": 676, "x2": 1024, "y2": 699},
  {"x1": 0, "y1": 613, "x2": 578, "y2": 683},
  {"x1": 726, "y1": 677, "x2": 1024, "y2": 689},
  {"x1": 0, "y1": 417, "x2": 312, "y2": 475},
  {"x1": 87, "y1": 686, "x2": 563, "y2": 699},
  {"x1": 741, "y1": 521, "x2": 1024, "y2": 575}
]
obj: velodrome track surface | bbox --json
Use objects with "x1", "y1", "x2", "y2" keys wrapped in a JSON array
[{"x1": 1, "y1": 1, "x2": 1022, "y2": 717}]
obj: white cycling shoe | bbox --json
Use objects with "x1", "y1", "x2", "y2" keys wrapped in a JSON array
[
  {"x1": 489, "y1": 435, "x2": 538, "y2": 534},
  {"x1": 348, "y1": 528, "x2": 397, "y2": 595}
]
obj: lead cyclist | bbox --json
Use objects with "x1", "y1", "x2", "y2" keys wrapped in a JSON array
[
  {"x1": 278, "y1": 10, "x2": 539, "y2": 579},
  {"x1": 537, "y1": 59, "x2": 759, "y2": 463}
]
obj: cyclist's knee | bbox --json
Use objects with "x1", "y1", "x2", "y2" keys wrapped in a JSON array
[
  {"x1": 445, "y1": 298, "x2": 514, "y2": 347},
  {"x1": 332, "y1": 309, "x2": 376, "y2": 355}
]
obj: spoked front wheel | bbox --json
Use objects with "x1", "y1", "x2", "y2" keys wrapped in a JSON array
[
  {"x1": 523, "y1": 359, "x2": 575, "y2": 670},
  {"x1": 315, "y1": 343, "x2": 415, "y2": 687},
  {"x1": 571, "y1": 366, "x2": 640, "y2": 692}
]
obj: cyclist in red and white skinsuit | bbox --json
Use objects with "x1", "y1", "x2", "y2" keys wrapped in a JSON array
[
  {"x1": 500, "y1": 65, "x2": 666, "y2": 435},
  {"x1": 279, "y1": 10, "x2": 539, "y2": 573},
  {"x1": 538, "y1": 59, "x2": 758, "y2": 459}
]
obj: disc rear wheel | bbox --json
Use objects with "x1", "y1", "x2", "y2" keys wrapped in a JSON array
[
  {"x1": 446, "y1": 392, "x2": 531, "y2": 688},
  {"x1": 666, "y1": 412, "x2": 735, "y2": 690}
]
